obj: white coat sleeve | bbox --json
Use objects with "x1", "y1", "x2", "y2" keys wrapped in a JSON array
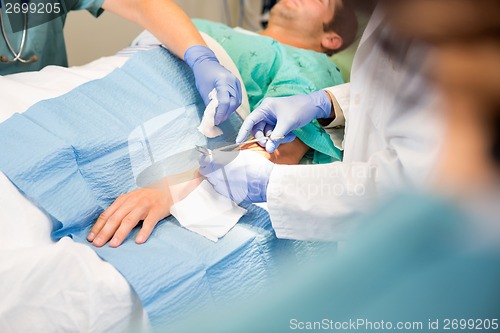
[
  {"x1": 267, "y1": 158, "x2": 381, "y2": 242},
  {"x1": 266, "y1": 91, "x2": 443, "y2": 241},
  {"x1": 266, "y1": 11, "x2": 444, "y2": 242},
  {"x1": 322, "y1": 84, "x2": 350, "y2": 128}
]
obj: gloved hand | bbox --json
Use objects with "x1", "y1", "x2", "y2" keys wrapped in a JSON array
[
  {"x1": 184, "y1": 45, "x2": 243, "y2": 125},
  {"x1": 199, "y1": 150, "x2": 274, "y2": 204},
  {"x1": 236, "y1": 90, "x2": 332, "y2": 153}
]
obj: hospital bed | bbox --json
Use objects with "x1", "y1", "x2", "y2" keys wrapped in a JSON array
[
  {"x1": 0, "y1": 53, "x2": 149, "y2": 332},
  {"x1": 0, "y1": 35, "x2": 327, "y2": 332}
]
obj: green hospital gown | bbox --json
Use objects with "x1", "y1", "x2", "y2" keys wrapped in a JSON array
[{"x1": 194, "y1": 19, "x2": 344, "y2": 164}]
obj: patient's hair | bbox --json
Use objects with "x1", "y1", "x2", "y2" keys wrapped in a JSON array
[{"x1": 323, "y1": 1, "x2": 359, "y2": 55}]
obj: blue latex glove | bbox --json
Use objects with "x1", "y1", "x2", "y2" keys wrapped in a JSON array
[
  {"x1": 184, "y1": 45, "x2": 243, "y2": 125},
  {"x1": 236, "y1": 90, "x2": 332, "y2": 153},
  {"x1": 199, "y1": 150, "x2": 274, "y2": 204}
]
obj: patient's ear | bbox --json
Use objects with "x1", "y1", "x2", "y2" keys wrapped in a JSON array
[{"x1": 322, "y1": 31, "x2": 343, "y2": 52}]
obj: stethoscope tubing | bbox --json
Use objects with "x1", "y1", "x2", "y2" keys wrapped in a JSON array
[{"x1": 0, "y1": 0, "x2": 36, "y2": 63}]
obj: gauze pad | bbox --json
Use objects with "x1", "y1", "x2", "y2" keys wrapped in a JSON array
[
  {"x1": 170, "y1": 180, "x2": 247, "y2": 242},
  {"x1": 198, "y1": 89, "x2": 223, "y2": 138}
]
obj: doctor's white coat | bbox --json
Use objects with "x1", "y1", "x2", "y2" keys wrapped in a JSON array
[{"x1": 266, "y1": 8, "x2": 444, "y2": 241}]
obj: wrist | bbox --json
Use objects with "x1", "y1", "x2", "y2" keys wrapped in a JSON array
[
  {"x1": 317, "y1": 90, "x2": 337, "y2": 127},
  {"x1": 311, "y1": 90, "x2": 333, "y2": 119},
  {"x1": 323, "y1": 90, "x2": 336, "y2": 119},
  {"x1": 184, "y1": 45, "x2": 218, "y2": 69}
]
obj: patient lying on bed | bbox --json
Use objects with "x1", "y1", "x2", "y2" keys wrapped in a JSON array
[
  {"x1": 0, "y1": 3, "x2": 359, "y2": 327},
  {"x1": 87, "y1": 1, "x2": 358, "y2": 248}
]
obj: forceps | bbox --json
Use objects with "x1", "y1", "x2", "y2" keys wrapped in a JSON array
[{"x1": 196, "y1": 135, "x2": 285, "y2": 155}]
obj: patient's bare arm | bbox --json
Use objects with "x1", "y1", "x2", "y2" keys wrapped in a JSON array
[
  {"x1": 241, "y1": 137, "x2": 310, "y2": 165},
  {"x1": 88, "y1": 169, "x2": 203, "y2": 248},
  {"x1": 87, "y1": 138, "x2": 309, "y2": 248}
]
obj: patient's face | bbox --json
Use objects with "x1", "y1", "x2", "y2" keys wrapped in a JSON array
[{"x1": 270, "y1": 0, "x2": 337, "y2": 39}]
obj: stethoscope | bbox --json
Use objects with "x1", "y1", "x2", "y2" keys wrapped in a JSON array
[{"x1": 0, "y1": 0, "x2": 38, "y2": 63}]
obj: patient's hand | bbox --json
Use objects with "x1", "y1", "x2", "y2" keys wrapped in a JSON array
[
  {"x1": 86, "y1": 138, "x2": 308, "y2": 248},
  {"x1": 88, "y1": 169, "x2": 203, "y2": 248},
  {"x1": 87, "y1": 185, "x2": 172, "y2": 248}
]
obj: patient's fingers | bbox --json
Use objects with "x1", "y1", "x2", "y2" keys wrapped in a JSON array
[
  {"x1": 109, "y1": 205, "x2": 148, "y2": 248},
  {"x1": 87, "y1": 218, "x2": 104, "y2": 242},
  {"x1": 87, "y1": 194, "x2": 128, "y2": 242},
  {"x1": 135, "y1": 210, "x2": 166, "y2": 244},
  {"x1": 89, "y1": 186, "x2": 173, "y2": 247},
  {"x1": 91, "y1": 196, "x2": 139, "y2": 247}
]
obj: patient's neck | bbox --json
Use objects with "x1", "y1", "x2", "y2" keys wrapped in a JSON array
[{"x1": 260, "y1": 26, "x2": 321, "y2": 53}]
